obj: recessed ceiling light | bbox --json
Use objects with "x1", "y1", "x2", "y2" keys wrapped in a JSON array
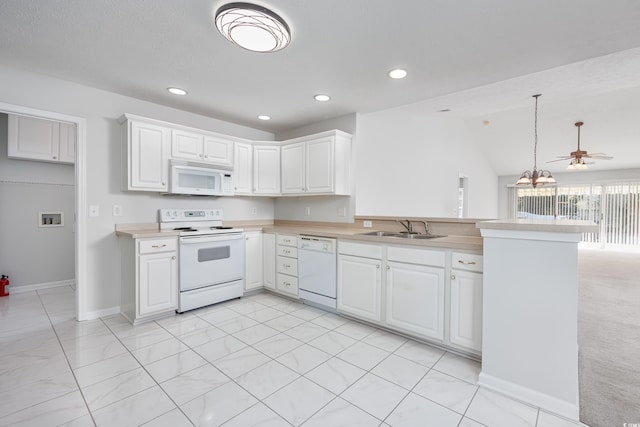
[
  {"x1": 258, "y1": 115, "x2": 271, "y2": 121},
  {"x1": 314, "y1": 94, "x2": 331, "y2": 102},
  {"x1": 215, "y1": 2, "x2": 291, "y2": 53},
  {"x1": 167, "y1": 87, "x2": 188, "y2": 96},
  {"x1": 388, "y1": 68, "x2": 407, "y2": 79}
]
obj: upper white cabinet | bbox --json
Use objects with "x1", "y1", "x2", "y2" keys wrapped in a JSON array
[
  {"x1": 172, "y1": 129, "x2": 234, "y2": 167},
  {"x1": 7, "y1": 114, "x2": 75, "y2": 164},
  {"x1": 121, "y1": 115, "x2": 171, "y2": 192},
  {"x1": 233, "y1": 142, "x2": 253, "y2": 195},
  {"x1": 281, "y1": 130, "x2": 351, "y2": 195},
  {"x1": 253, "y1": 144, "x2": 281, "y2": 195}
]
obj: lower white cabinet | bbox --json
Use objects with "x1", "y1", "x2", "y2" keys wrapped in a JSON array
[
  {"x1": 244, "y1": 231, "x2": 263, "y2": 291},
  {"x1": 274, "y1": 234, "x2": 298, "y2": 297},
  {"x1": 263, "y1": 233, "x2": 276, "y2": 290},
  {"x1": 337, "y1": 248, "x2": 382, "y2": 322},
  {"x1": 450, "y1": 268, "x2": 483, "y2": 352},
  {"x1": 119, "y1": 236, "x2": 178, "y2": 324},
  {"x1": 386, "y1": 261, "x2": 445, "y2": 340}
]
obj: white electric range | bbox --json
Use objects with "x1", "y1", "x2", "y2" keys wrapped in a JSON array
[{"x1": 159, "y1": 209, "x2": 245, "y2": 312}]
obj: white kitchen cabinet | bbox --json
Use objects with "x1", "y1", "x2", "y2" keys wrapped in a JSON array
[
  {"x1": 449, "y1": 252, "x2": 483, "y2": 352},
  {"x1": 281, "y1": 131, "x2": 351, "y2": 195},
  {"x1": 171, "y1": 129, "x2": 234, "y2": 167},
  {"x1": 244, "y1": 231, "x2": 264, "y2": 291},
  {"x1": 7, "y1": 114, "x2": 75, "y2": 164},
  {"x1": 337, "y1": 241, "x2": 383, "y2": 321},
  {"x1": 274, "y1": 233, "x2": 298, "y2": 297},
  {"x1": 121, "y1": 116, "x2": 171, "y2": 191},
  {"x1": 119, "y1": 236, "x2": 178, "y2": 324},
  {"x1": 263, "y1": 232, "x2": 276, "y2": 290},
  {"x1": 386, "y1": 261, "x2": 445, "y2": 340},
  {"x1": 233, "y1": 142, "x2": 253, "y2": 195},
  {"x1": 253, "y1": 144, "x2": 280, "y2": 195}
]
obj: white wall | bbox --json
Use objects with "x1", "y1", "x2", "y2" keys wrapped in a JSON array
[
  {"x1": 498, "y1": 168, "x2": 640, "y2": 218},
  {"x1": 0, "y1": 65, "x2": 275, "y2": 315},
  {"x1": 355, "y1": 106, "x2": 498, "y2": 218},
  {"x1": 274, "y1": 114, "x2": 358, "y2": 223},
  {"x1": 0, "y1": 114, "x2": 75, "y2": 287}
]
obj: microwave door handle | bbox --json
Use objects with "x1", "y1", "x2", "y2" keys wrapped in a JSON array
[{"x1": 180, "y1": 234, "x2": 243, "y2": 244}]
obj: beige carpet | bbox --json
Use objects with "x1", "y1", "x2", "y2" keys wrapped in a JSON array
[{"x1": 578, "y1": 248, "x2": 640, "y2": 427}]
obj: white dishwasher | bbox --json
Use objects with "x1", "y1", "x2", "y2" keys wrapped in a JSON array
[{"x1": 298, "y1": 235, "x2": 337, "y2": 310}]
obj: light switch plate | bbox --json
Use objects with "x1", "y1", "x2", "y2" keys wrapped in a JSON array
[
  {"x1": 112, "y1": 205, "x2": 122, "y2": 216},
  {"x1": 89, "y1": 205, "x2": 99, "y2": 217}
]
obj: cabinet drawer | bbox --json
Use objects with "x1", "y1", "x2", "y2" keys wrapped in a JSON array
[
  {"x1": 277, "y1": 256, "x2": 298, "y2": 276},
  {"x1": 277, "y1": 234, "x2": 297, "y2": 246},
  {"x1": 139, "y1": 238, "x2": 177, "y2": 254},
  {"x1": 451, "y1": 252, "x2": 483, "y2": 273},
  {"x1": 276, "y1": 273, "x2": 299, "y2": 295},
  {"x1": 387, "y1": 246, "x2": 445, "y2": 267},
  {"x1": 277, "y1": 245, "x2": 298, "y2": 258},
  {"x1": 338, "y1": 240, "x2": 383, "y2": 259}
]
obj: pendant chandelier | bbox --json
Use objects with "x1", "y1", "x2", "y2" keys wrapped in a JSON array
[{"x1": 516, "y1": 94, "x2": 557, "y2": 188}]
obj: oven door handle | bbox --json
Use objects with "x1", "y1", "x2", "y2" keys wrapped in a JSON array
[{"x1": 180, "y1": 234, "x2": 243, "y2": 245}]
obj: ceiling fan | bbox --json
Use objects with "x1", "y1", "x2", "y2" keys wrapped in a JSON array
[{"x1": 548, "y1": 121, "x2": 613, "y2": 170}]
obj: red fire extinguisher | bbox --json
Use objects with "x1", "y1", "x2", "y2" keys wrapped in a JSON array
[{"x1": 0, "y1": 275, "x2": 9, "y2": 297}]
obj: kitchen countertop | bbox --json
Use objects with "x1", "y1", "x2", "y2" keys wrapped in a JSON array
[
  {"x1": 116, "y1": 222, "x2": 483, "y2": 251},
  {"x1": 477, "y1": 218, "x2": 598, "y2": 234}
]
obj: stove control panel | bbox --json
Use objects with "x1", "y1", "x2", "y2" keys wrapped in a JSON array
[{"x1": 159, "y1": 209, "x2": 223, "y2": 222}]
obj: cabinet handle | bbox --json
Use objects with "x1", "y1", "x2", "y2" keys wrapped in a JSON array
[
  {"x1": 172, "y1": 256, "x2": 176, "y2": 260},
  {"x1": 284, "y1": 282, "x2": 291, "y2": 286},
  {"x1": 162, "y1": 182, "x2": 166, "y2": 186},
  {"x1": 451, "y1": 275, "x2": 456, "y2": 280},
  {"x1": 53, "y1": 156, "x2": 57, "y2": 159},
  {"x1": 386, "y1": 265, "x2": 390, "y2": 270},
  {"x1": 458, "y1": 260, "x2": 476, "y2": 265},
  {"x1": 284, "y1": 264, "x2": 291, "y2": 268},
  {"x1": 151, "y1": 244, "x2": 167, "y2": 248},
  {"x1": 204, "y1": 155, "x2": 208, "y2": 158},
  {"x1": 376, "y1": 264, "x2": 380, "y2": 269},
  {"x1": 284, "y1": 250, "x2": 290, "y2": 254}
]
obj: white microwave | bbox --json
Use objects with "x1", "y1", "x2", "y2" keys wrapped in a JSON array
[{"x1": 168, "y1": 160, "x2": 234, "y2": 196}]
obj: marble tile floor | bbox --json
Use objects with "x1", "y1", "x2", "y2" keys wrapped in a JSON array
[{"x1": 0, "y1": 286, "x2": 587, "y2": 427}]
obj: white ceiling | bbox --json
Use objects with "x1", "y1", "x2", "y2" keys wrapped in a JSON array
[{"x1": 2, "y1": 0, "x2": 640, "y2": 175}]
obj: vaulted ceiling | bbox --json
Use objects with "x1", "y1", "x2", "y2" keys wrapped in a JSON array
[{"x1": 2, "y1": 0, "x2": 640, "y2": 175}]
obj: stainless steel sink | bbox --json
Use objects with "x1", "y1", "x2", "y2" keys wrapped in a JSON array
[
  {"x1": 359, "y1": 231, "x2": 400, "y2": 236},
  {"x1": 359, "y1": 231, "x2": 446, "y2": 239}
]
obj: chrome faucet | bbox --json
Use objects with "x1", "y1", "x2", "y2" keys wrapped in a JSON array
[
  {"x1": 396, "y1": 219, "x2": 413, "y2": 233},
  {"x1": 419, "y1": 220, "x2": 430, "y2": 235}
]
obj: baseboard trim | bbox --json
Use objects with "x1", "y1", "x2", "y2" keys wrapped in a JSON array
[
  {"x1": 10, "y1": 279, "x2": 75, "y2": 294},
  {"x1": 478, "y1": 372, "x2": 580, "y2": 421},
  {"x1": 83, "y1": 306, "x2": 121, "y2": 320}
]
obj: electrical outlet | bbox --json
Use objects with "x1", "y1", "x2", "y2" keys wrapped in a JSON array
[
  {"x1": 89, "y1": 205, "x2": 99, "y2": 217},
  {"x1": 304, "y1": 206, "x2": 311, "y2": 216},
  {"x1": 337, "y1": 207, "x2": 346, "y2": 217},
  {"x1": 363, "y1": 220, "x2": 373, "y2": 228},
  {"x1": 251, "y1": 207, "x2": 257, "y2": 215},
  {"x1": 112, "y1": 205, "x2": 122, "y2": 216}
]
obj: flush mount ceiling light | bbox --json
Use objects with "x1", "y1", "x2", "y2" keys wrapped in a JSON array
[
  {"x1": 314, "y1": 94, "x2": 331, "y2": 102},
  {"x1": 215, "y1": 2, "x2": 291, "y2": 53},
  {"x1": 257, "y1": 115, "x2": 271, "y2": 121},
  {"x1": 388, "y1": 68, "x2": 408, "y2": 79},
  {"x1": 516, "y1": 94, "x2": 557, "y2": 189},
  {"x1": 167, "y1": 87, "x2": 187, "y2": 96}
]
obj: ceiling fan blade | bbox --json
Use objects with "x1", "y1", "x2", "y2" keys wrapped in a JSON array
[
  {"x1": 554, "y1": 155, "x2": 573, "y2": 159},
  {"x1": 591, "y1": 155, "x2": 613, "y2": 160},
  {"x1": 547, "y1": 158, "x2": 571, "y2": 163}
]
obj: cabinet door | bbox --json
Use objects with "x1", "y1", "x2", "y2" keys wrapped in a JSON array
[
  {"x1": 306, "y1": 136, "x2": 334, "y2": 193},
  {"x1": 450, "y1": 270, "x2": 483, "y2": 352},
  {"x1": 203, "y1": 135, "x2": 234, "y2": 166},
  {"x1": 337, "y1": 254, "x2": 382, "y2": 321},
  {"x1": 138, "y1": 252, "x2": 178, "y2": 316},
  {"x1": 386, "y1": 262, "x2": 445, "y2": 340},
  {"x1": 58, "y1": 122, "x2": 76, "y2": 164},
  {"x1": 245, "y1": 232, "x2": 263, "y2": 290},
  {"x1": 263, "y1": 233, "x2": 276, "y2": 289},
  {"x1": 130, "y1": 121, "x2": 171, "y2": 191},
  {"x1": 7, "y1": 114, "x2": 59, "y2": 162},
  {"x1": 233, "y1": 142, "x2": 253, "y2": 194},
  {"x1": 171, "y1": 129, "x2": 204, "y2": 161},
  {"x1": 253, "y1": 145, "x2": 280, "y2": 195},
  {"x1": 281, "y1": 142, "x2": 305, "y2": 194}
]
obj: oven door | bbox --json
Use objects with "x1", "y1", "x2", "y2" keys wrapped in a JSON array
[{"x1": 179, "y1": 233, "x2": 245, "y2": 292}]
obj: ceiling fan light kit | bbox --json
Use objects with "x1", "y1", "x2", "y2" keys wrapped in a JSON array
[
  {"x1": 516, "y1": 94, "x2": 556, "y2": 189},
  {"x1": 547, "y1": 121, "x2": 613, "y2": 170},
  {"x1": 215, "y1": 2, "x2": 291, "y2": 53}
]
